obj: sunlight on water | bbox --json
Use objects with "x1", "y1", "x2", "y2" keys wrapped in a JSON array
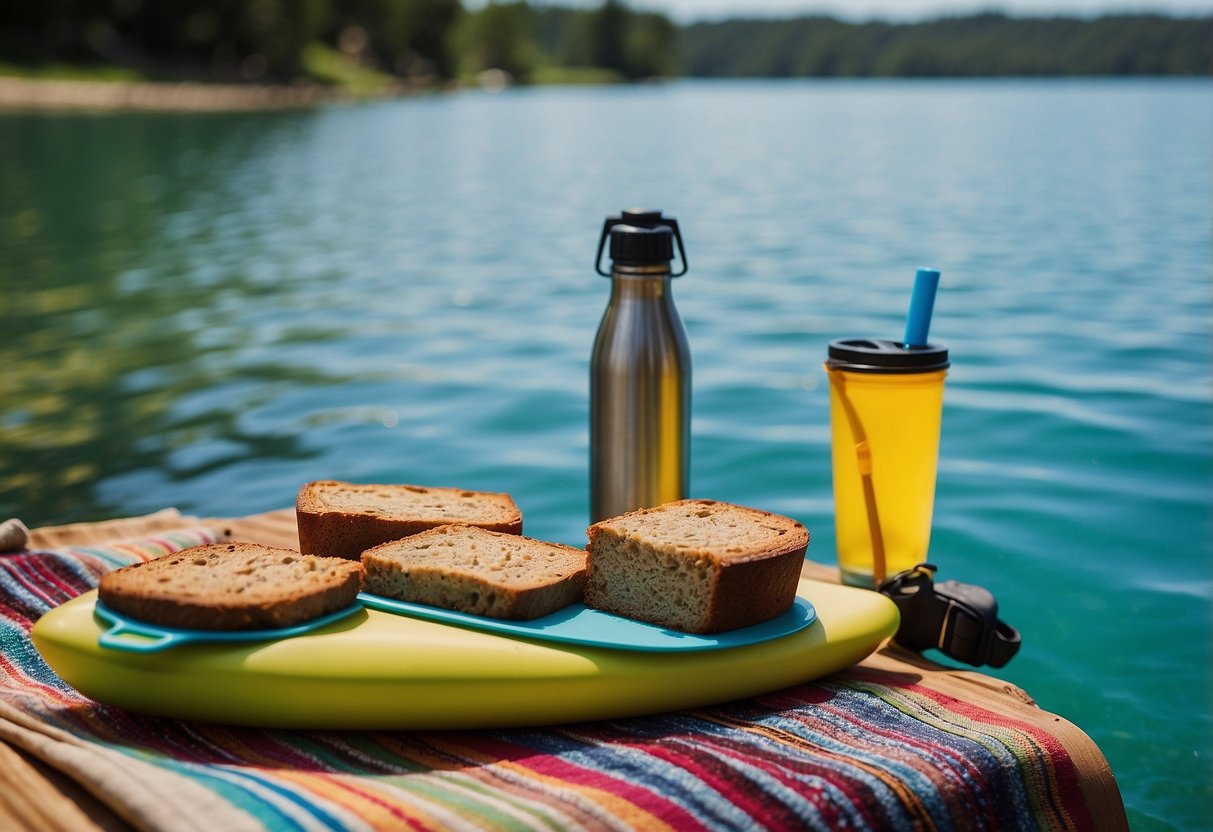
[{"x1": 1, "y1": 78, "x2": 1210, "y2": 827}]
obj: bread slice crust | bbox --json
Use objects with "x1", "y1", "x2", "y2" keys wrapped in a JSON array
[
  {"x1": 361, "y1": 524, "x2": 586, "y2": 620},
  {"x1": 296, "y1": 480, "x2": 523, "y2": 559},
  {"x1": 97, "y1": 542, "x2": 364, "y2": 631},
  {"x1": 585, "y1": 499, "x2": 809, "y2": 634}
]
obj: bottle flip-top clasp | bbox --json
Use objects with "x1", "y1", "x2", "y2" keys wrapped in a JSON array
[{"x1": 595, "y1": 209, "x2": 688, "y2": 277}]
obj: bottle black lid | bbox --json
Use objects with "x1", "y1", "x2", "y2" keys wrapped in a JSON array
[
  {"x1": 610, "y1": 210, "x2": 674, "y2": 263},
  {"x1": 826, "y1": 338, "x2": 950, "y2": 373},
  {"x1": 595, "y1": 209, "x2": 688, "y2": 276}
]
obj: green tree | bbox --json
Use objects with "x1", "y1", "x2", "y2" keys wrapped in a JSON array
[
  {"x1": 235, "y1": 0, "x2": 332, "y2": 78},
  {"x1": 454, "y1": 1, "x2": 538, "y2": 81},
  {"x1": 624, "y1": 11, "x2": 677, "y2": 78},
  {"x1": 326, "y1": 0, "x2": 461, "y2": 80},
  {"x1": 531, "y1": 6, "x2": 592, "y2": 67},
  {"x1": 587, "y1": 0, "x2": 626, "y2": 75},
  {"x1": 580, "y1": 1, "x2": 677, "y2": 79}
]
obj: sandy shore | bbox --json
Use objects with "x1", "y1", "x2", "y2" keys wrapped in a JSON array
[{"x1": 0, "y1": 75, "x2": 383, "y2": 111}]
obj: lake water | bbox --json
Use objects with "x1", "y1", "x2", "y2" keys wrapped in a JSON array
[{"x1": 1, "y1": 78, "x2": 1209, "y2": 828}]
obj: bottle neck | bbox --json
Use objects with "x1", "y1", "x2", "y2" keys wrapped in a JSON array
[
  {"x1": 611, "y1": 262, "x2": 671, "y2": 278},
  {"x1": 609, "y1": 262, "x2": 673, "y2": 298}
]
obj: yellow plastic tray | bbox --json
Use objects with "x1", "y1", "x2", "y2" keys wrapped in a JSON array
[{"x1": 32, "y1": 578, "x2": 898, "y2": 730}]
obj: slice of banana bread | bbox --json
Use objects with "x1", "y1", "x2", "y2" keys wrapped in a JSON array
[
  {"x1": 361, "y1": 524, "x2": 586, "y2": 620},
  {"x1": 296, "y1": 480, "x2": 523, "y2": 559},
  {"x1": 585, "y1": 499, "x2": 809, "y2": 634},
  {"x1": 97, "y1": 542, "x2": 363, "y2": 631}
]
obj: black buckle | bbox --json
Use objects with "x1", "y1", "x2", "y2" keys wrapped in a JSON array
[{"x1": 877, "y1": 563, "x2": 1021, "y2": 668}]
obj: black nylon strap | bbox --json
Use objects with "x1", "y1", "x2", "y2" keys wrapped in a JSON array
[{"x1": 878, "y1": 564, "x2": 1021, "y2": 668}]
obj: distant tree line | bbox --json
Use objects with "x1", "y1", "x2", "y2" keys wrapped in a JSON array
[
  {"x1": 0, "y1": 0, "x2": 463, "y2": 82},
  {"x1": 0, "y1": 1, "x2": 1208, "y2": 86},
  {"x1": 680, "y1": 13, "x2": 1213, "y2": 77},
  {"x1": 451, "y1": 1, "x2": 677, "y2": 82}
]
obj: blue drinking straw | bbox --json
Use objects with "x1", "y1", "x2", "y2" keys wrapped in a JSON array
[{"x1": 903, "y1": 267, "x2": 941, "y2": 347}]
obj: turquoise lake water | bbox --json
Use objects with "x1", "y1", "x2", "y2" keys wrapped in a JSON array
[{"x1": 1, "y1": 78, "x2": 1209, "y2": 828}]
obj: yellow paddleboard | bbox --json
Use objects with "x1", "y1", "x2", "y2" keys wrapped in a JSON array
[{"x1": 32, "y1": 578, "x2": 898, "y2": 730}]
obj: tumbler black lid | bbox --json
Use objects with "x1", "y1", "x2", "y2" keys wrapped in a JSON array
[
  {"x1": 826, "y1": 338, "x2": 950, "y2": 373},
  {"x1": 595, "y1": 209, "x2": 688, "y2": 276}
]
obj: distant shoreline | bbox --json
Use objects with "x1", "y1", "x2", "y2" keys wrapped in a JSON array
[
  {"x1": 0, "y1": 76, "x2": 387, "y2": 112},
  {"x1": 1, "y1": 70, "x2": 1207, "y2": 113}
]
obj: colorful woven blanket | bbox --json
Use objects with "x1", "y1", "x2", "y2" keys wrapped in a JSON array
[{"x1": 1, "y1": 529, "x2": 1105, "y2": 831}]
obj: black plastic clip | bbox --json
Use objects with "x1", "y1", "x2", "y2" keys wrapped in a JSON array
[
  {"x1": 878, "y1": 563, "x2": 1021, "y2": 668},
  {"x1": 595, "y1": 210, "x2": 688, "y2": 277}
]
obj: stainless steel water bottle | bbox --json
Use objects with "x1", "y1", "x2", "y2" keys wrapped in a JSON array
[{"x1": 590, "y1": 209, "x2": 691, "y2": 523}]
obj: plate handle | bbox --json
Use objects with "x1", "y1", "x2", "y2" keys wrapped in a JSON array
[{"x1": 98, "y1": 619, "x2": 187, "y2": 653}]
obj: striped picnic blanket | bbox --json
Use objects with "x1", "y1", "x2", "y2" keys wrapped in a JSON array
[{"x1": 1, "y1": 529, "x2": 1102, "y2": 831}]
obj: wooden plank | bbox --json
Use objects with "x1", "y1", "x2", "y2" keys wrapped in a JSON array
[{"x1": 0, "y1": 741, "x2": 119, "y2": 832}]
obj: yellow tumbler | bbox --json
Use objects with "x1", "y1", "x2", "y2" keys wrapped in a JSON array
[{"x1": 825, "y1": 338, "x2": 950, "y2": 587}]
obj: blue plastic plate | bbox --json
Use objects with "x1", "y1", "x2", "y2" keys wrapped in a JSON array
[
  {"x1": 356, "y1": 592, "x2": 816, "y2": 652},
  {"x1": 93, "y1": 601, "x2": 363, "y2": 653}
]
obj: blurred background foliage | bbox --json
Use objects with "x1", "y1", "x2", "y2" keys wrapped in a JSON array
[
  {"x1": 0, "y1": 0, "x2": 1208, "y2": 91},
  {"x1": 681, "y1": 12, "x2": 1213, "y2": 77}
]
